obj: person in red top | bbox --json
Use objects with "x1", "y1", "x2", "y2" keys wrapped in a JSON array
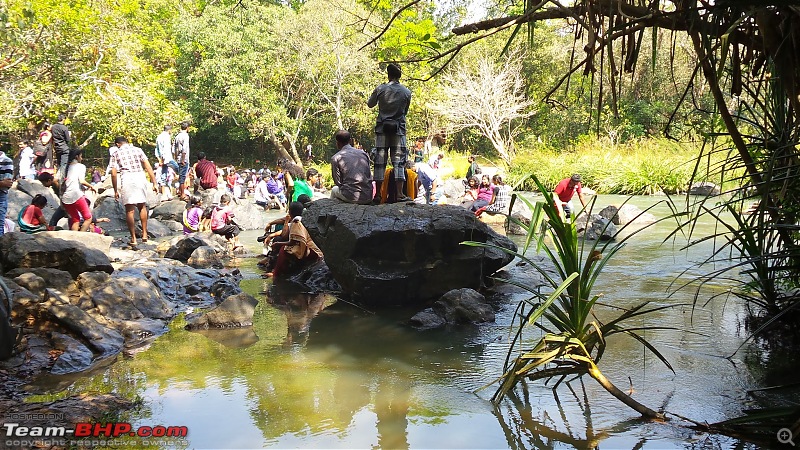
[
  {"x1": 18, "y1": 194, "x2": 53, "y2": 233},
  {"x1": 553, "y1": 173, "x2": 587, "y2": 219},
  {"x1": 189, "y1": 152, "x2": 218, "y2": 193}
]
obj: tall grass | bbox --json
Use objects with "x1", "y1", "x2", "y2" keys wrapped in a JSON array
[{"x1": 508, "y1": 137, "x2": 725, "y2": 194}]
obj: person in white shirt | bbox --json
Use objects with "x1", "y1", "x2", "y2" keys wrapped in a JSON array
[
  {"x1": 62, "y1": 149, "x2": 96, "y2": 231},
  {"x1": 16, "y1": 140, "x2": 37, "y2": 180},
  {"x1": 154, "y1": 125, "x2": 178, "y2": 199},
  {"x1": 254, "y1": 175, "x2": 271, "y2": 210}
]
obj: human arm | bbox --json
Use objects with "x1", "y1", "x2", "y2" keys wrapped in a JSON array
[
  {"x1": 0, "y1": 178, "x2": 12, "y2": 189},
  {"x1": 111, "y1": 167, "x2": 119, "y2": 199},
  {"x1": 80, "y1": 178, "x2": 95, "y2": 193},
  {"x1": 366, "y1": 86, "x2": 379, "y2": 108},
  {"x1": 576, "y1": 184, "x2": 587, "y2": 208},
  {"x1": 331, "y1": 157, "x2": 342, "y2": 187},
  {"x1": 33, "y1": 208, "x2": 47, "y2": 226}
]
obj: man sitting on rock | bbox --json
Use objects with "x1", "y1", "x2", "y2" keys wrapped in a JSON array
[
  {"x1": 330, "y1": 130, "x2": 373, "y2": 205},
  {"x1": 265, "y1": 201, "x2": 323, "y2": 278}
]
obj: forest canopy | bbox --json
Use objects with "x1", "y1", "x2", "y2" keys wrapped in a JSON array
[{"x1": 0, "y1": 0, "x2": 713, "y2": 170}]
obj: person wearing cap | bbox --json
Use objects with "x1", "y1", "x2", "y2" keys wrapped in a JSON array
[{"x1": 553, "y1": 173, "x2": 587, "y2": 219}]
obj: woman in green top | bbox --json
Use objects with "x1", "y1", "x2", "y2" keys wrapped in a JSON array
[{"x1": 292, "y1": 167, "x2": 319, "y2": 202}]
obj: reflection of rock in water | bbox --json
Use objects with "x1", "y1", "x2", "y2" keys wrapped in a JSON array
[
  {"x1": 267, "y1": 287, "x2": 335, "y2": 346},
  {"x1": 192, "y1": 327, "x2": 259, "y2": 348}
]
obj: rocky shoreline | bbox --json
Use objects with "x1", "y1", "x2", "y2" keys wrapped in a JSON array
[{"x1": 0, "y1": 231, "x2": 261, "y2": 437}]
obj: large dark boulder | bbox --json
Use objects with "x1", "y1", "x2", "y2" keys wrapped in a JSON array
[
  {"x1": 0, "y1": 232, "x2": 113, "y2": 278},
  {"x1": 302, "y1": 199, "x2": 516, "y2": 306}
]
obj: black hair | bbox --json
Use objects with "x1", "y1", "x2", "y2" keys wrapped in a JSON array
[
  {"x1": 180, "y1": 121, "x2": 189, "y2": 130},
  {"x1": 219, "y1": 194, "x2": 230, "y2": 204},
  {"x1": 289, "y1": 201, "x2": 304, "y2": 217},
  {"x1": 31, "y1": 194, "x2": 47, "y2": 207},
  {"x1": 387, "y1": 63, "x2": 402, "y2": 80},
  {"x1": 37, "y1": 172, "x2": 54, "y2": 183},
  {"x1": 197, "y1": 152, "x2": 206, "y2": 161},
  {"x1": 305, "y1": 167, "x2": 319, "y2": 180},
  {"x1": 68, "y1": 147, "x2": 83, "y2": 164},
  {"x1": 114, "y1": 136, "x2": 128, "y2": 145},
  {"x1": 335, "y1": 130, "x2": 351, "y2": 146},
  {"x1": 296, "y1": 194, "x2": 311, "y2": 205},
  {"x1": 189, "y1": 196, "x2": 202, "y2": 207}
]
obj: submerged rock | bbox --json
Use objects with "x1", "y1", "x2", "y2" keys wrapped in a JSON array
[
  {"x1": 185, "y1": 292, "x2": 259, "y2": 329},
  {"x1": 303, "y1": 199, "x2": 516, "y2": 306},
  {"x1": 409, "y1": 288, "x2": 495, "y2": 329}
]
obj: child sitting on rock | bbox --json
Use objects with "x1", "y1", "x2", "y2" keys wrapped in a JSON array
[
  {"x1": 183, "y1": 196, "x2": 204, "y2": 235},
  {"x1": 210, "y1": 194, "x2": 242, "y2": 250}
]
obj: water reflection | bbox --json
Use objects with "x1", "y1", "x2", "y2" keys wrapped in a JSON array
[
  {"x1": 26, "y1": 196, "x2": 799, "y2": 448},
  {"x1": 192, "y1": 327, "x2": 260, "y2": 348},
  {"x1": 266, "y1": 288, "x2": 334, "y2": 347}
]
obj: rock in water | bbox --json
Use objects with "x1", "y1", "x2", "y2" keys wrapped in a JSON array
[
  {"x1": 184, "y1": 293, "x2": 259, "y2": 329},
  {"x1": 303, "y1": 199, "x2": 516, "y2": 306}
]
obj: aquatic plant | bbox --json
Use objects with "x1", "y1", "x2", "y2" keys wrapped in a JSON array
[{"x1": 468, "y1": 175, "x2": 675, "y2": 419}]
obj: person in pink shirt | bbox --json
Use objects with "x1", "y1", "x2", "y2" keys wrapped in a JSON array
[{"x1": 211, "y1": 194, "x2": 242, "y2": 249}]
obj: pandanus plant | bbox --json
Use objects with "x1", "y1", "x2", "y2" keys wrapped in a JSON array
[{"x1": 468, "y1": 175, "x2": 675, "y2": 419}]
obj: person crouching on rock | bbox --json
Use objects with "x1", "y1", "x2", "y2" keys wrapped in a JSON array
[
  {"x1": 211, "y1": 194, "x2": 242, "y2": 250},
  {"x1": 264, "y1": 201, "x2": 323, "y2": 278},
  {"x1": 18, "y1": 194, "x2": 53, "y2": 233}
]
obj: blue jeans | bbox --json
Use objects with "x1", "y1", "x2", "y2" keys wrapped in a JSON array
[
  {"x1": 161, "y1": 160, "x2": 179, "y2": 185},
  {"x1": 0, "y1": 189, "x2": 7, "y2": 237}
]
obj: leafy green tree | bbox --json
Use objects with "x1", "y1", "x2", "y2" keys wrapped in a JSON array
[{"x1": 0, "y1": 0, "x2": 185, "y2": 150}]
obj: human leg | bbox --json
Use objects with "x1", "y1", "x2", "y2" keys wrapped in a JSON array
[
  {"x1": 138, "y1": 202, "x2": 149, "y2": 241},
  {"x1": 48, "y1": 205, "x2": 68, "y2": 228},
  {"x1": 177, "y1": 163, "x2": 189, "y2": 199},
  {"x1": 389, "y1": 136, "x2": 409, "y2": 201},
  {"x1": 124, "y1": 204, "x2": 138, "y2": 244}
]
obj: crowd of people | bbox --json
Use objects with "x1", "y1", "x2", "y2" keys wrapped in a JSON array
[{"x1": 0, "y1": 62, "x2": 587, "y2": 280}]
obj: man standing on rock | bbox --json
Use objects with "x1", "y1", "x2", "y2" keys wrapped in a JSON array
[
  {"x1": 330, "y1": 130, "x2": 373, "y2": 205},
  {"x1": 50, "y1": 114, "x2": 72, "y2": 187},
  {"x1": 173, "y1": 122, "x2": 191, "y2": 200},
  {"x1": 109, "y1": 136, "x2": 158, "y2": 248},
  {"x1": 154, "y1": 125, "x2": 177, "y2": 200},
  {"x1": 367, "y1": 63, "x2": 412, "y2": 204}
]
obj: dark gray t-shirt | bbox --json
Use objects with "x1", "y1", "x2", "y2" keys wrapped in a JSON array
[
  {"x1": 331, "y1": 144, "x2": 373, "y2": 204},
  {"x1": 367, "y1": 81, "x2": 411, "y2": 136}
]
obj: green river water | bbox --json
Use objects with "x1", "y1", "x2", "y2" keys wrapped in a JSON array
[{"x1": 27, "y1": 195, "x2": 800, "y2": 449}]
